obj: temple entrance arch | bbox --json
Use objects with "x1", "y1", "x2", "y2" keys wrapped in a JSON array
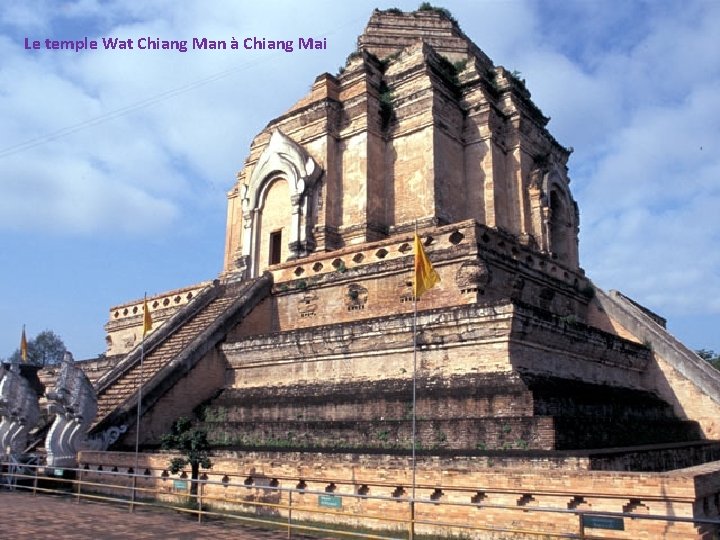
[
  {"x1": 236, "y1": 129, "x2": 322, "y2": 278},
  {"x1": 254, "y1": 177, "x2": 291, "y2": 272}
]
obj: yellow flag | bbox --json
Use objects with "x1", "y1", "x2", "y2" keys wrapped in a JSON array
[
  {"x1": 142, "y1": 296, "x2": 153, "y2": 336},
  {"x1": 20, "y1": 326, "x2": 28, "y2": 362},
  {"x1": 413, "y1": 234, "x2": 440, "y2": 298}
]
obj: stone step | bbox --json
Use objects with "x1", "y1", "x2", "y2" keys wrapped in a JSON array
[
  {"x1": 205, "y1": 374, "x2": 677, "y2": 423},
  {"x1": 94, "y1": 292, "x2": 237, "y2": 422},
  {"x1": 200, "y1": 416, "x2": 704, "y2": 452},
  {"x1": 201, "y1": 416, "x2": 556, "y2": 451}
]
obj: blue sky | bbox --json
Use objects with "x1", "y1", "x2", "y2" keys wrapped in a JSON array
[{"x1": 1, "y1": 0, "x2": 719, "y2": 360}]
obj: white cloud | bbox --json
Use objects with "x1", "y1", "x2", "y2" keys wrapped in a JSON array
[
  {"x1": 457, "y1": 0, "x2": 720, "y2": 323},
  {"x1": 0, "y1": 0, "x2": 367, "y2": 237},
  {"x1": 0, "y1": 150, "x2": 179, "y2": 234},
  {"x1": 1, "y1": 0, "x2": 719, "y2": 356},
  {"x1": 570, "y1": 5, "x2": 720, "y2": 317},
  {"x1": 0, "y1": 1, "x2": 53, "y2": 30}
]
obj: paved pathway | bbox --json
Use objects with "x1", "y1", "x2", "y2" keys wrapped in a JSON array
[{"x1": 0, "y1": 491, "x2": 327, "y2": 539}]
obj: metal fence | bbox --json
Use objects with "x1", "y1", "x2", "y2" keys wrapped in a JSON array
[{"x1": 1, "y1": 460, "x2": 719, "y2": 539}]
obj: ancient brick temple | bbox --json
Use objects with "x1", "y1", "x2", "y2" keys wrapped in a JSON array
[{"x1": 77, "y1": 7, "x2": 720, "y2": 538}]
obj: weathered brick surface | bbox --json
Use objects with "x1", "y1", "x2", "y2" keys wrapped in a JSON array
[
  {"x1": 222, "y1": 8, "x2": 579, "y2": 278},
  {"x1": 79, "y1": 450, "x2": 720, "y2": 539},
  {"x1": 116, "y1": 348, "x2": 227, "y2": 446},
  {"x1": 593, "y1": 288, "x2": 720, "y2": 438},
  {"x1": 84, "y1": 11, "x2": 720, "y2": 540},
  {"x1": 93, "y1": 292, "x2": 236, "y2": 426}
]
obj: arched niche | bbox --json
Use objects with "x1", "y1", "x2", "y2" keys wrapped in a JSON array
[
  {"x1": 534, "y1": 166, "x2": 579, "y2": 268},
  {"x1": 236, "y1": 129, "x2": 322, "y2": 278},
  {"x1": 543, "y1": 170, "x2": 579, "y2": 268},
  {"x1": 254, "y1": 177, "x2": 291, "y2": 270},
  {"x1": 549, "y1": 189, "x2": 571, "y2": 262}
]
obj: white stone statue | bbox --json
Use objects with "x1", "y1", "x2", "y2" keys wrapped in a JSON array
[
  {"x1": 0, "y1": 362, "x2": 41, "y2": 456},
  {"x1": 45, "y1": 352, "x2": 126, "y2": 467}
]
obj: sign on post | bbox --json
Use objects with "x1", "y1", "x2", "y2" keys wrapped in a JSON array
[
  {"x1": 582, "y1": 515, "x2": 625, "y2": 530},
  {"x1": 173, "y1": 479, "x2": 189, "y2": 491},
  {"x1": 318, "y1": 494, "x2": 342, "y2": 509}
]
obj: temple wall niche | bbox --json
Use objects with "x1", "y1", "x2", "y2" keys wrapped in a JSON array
[
  {"x1": 305, "y1": 136, "x2": 332, "y2": 240},
  {"x1": 366, "y1": 131, "x2": 387, "y2": 234},
  {"x1": 517, "y1": 152, "x2": 536, "y2": 242},
  {"x1": 489, "y1": 142, "x2": 510, "y2": 229},
  {"x1": 322, "y1": 136, "x2": 343, "y2": 244},
  {"x1": 255, "y1": 178, "x2": 291, "y2": 272},
  {"x1": 503, "y1": 148, "x2": 524, "y2": 234}
]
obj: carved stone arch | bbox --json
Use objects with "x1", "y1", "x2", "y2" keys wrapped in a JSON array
[
  {"x1": 253, "y1": 175, "x2": 291, "y2": 270},
  {"x1": 245, "y1": 129, "x2": 319, "y2": 211},
  {"x1": 542, "y1": 168, "x2": 578, "y2": 267},
  {"x1": 255, "y1": 173, "x2": 288, "y2": 211},
  {"x1": 541, "y1": 168, "x2": 566, "y2": 204},
  {"x1": 238, "y1": 129, "x2": 322, "y2": 278}
]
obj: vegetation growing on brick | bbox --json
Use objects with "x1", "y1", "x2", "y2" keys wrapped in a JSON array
[{"x1": 417, "y1": 3, "x2": 458, "y2": 26}]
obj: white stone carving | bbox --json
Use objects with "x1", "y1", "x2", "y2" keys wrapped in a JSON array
[
  {"x1": 0, "y1": 363, "x2": 41, "y2": 456},
  {"x1": 239, "y1": 129, "x2": 322, "y2": 277},
  {"x1": 45, "y1": 352, "x2": 126, "y2": 467}
]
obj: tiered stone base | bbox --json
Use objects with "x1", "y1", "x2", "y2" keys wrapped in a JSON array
[{"x1": 196, "y1": 373, "x2": 702, "y2": 453}]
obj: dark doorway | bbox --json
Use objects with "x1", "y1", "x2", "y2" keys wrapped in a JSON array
[{"x1": 269, "y1": 230, "x2": 282, "y2": 265}]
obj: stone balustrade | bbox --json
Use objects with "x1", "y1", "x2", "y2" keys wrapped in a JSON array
[
  {"x1": 268, "y1": 220, "x2": 588, "y2": 294},
  {"x1": 103, "y1": 282, "x2": 211, "y2": 356}
]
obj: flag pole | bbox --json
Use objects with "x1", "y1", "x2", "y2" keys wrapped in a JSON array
[
  {"x1": 132, "y1": 293, "x2": 148, "y2": 511},
  {"x1": 409, "y1": 221, "x2": 440, "y2": 539},
  {"x1": 411, "y1": 220, "x2": 418, "y2": 539},
  {"x1": 16, "y1": 324, "x2": 28, "y2": 371}
]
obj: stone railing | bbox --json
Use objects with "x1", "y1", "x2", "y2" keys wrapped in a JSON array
[
  {"x1": 107, "y1": 283, "x2": 211, "y2": 323},
  {"x1": 94, "y1": 281, "x2": 221, "y2": 394},
  {"x1": 596, "y1": 288, "x2": 720, "y2": 405},
  {"x1": 104, "y1": 282, "x2": 211, "y2": 356},
  {"x1": 268, "y1": 219, "x2": 590, "y2": 296},
  {"x1": 70, "y1": 449, "x2": 720, "y2": 539}
]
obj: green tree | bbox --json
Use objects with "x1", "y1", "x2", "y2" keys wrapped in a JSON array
[
  {"x1": 697, "y1": 349, "x2": 720, "y2": 371},
  {"x1": 8, "y1": 330, "x2": 67, "y2": 366},
  {"x1": 696, "y1": 349, "x2": 720, "y2": 371},
  {"x1": 160, "y1": 417, "x2": 212, "y2": 499}
]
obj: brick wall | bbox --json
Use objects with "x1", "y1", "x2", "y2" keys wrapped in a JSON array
[
  {"x1": 78, "y1": 449, "x2": 720, "y2": 539},
  {"x1": 117, "y1": 348, "x2": 228, "y2": 446}
]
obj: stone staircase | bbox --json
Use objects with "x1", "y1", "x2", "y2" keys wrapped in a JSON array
[
  {"x1": 594, "y1": 287, "x2": 720, "y2": 438},
  {"x1": 91, "y1": 274, "x2": 272, "y2": 436},
  {"x1": 597, "y1": 289, "x2": 720, "y2": 399}
]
